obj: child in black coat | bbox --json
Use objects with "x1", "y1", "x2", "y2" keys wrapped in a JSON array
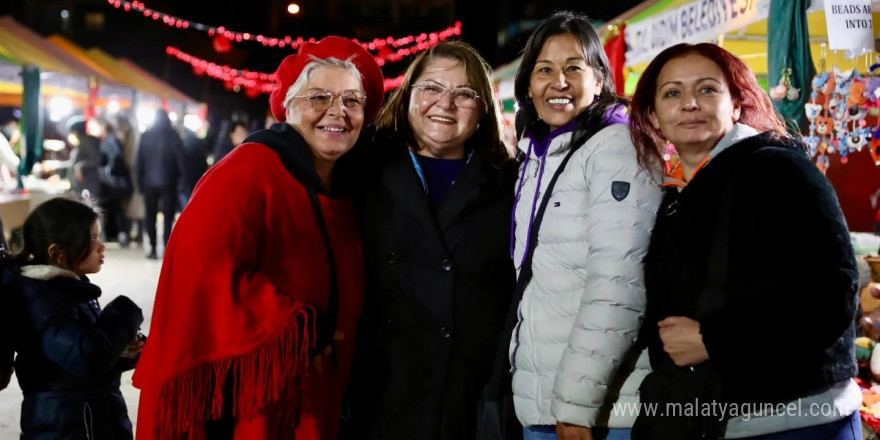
[{"x1": 3, "y1": 197, "x2": 144, "y2": 439}]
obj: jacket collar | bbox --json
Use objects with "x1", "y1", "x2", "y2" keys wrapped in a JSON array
[
  {"x1": 17, "y1": 265, "x2": 101, "y2": 300},
  {"x1": 517, "y1": 123, "x2": 575, "y2": 159},
  {"x1": 21, "y1": 265, "x2": 80, "y2": 280},
  {"x1": 242, "y1": 122, "x2": 336, "y2": 196},
  {"x1": 663, "y1": 123, "x2": 759, "y2": 188}
]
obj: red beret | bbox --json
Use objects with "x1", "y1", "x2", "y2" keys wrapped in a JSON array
[{"x1": 269, "y1": 36, "x2": 384, "y2": 124}]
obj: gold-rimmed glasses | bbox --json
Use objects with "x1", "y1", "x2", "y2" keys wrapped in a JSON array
[
  {"x1": 412, "y1": 82, "x2": 481, "y2": 108},
  {"x1": 294, "y1": 89, "x2": 367, "y2": 112}
]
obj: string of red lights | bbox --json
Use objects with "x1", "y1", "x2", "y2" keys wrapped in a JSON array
[
  {"x1": 106, "y1": 0, "x2": 461, "y2": 52},
  {"x1": 166, "y1": 46, "x2": 408, "y2": 95}
]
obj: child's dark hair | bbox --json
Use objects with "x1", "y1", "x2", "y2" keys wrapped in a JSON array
[{"x1": 17, "y1": 197, "x2": 100, "y2": 267}]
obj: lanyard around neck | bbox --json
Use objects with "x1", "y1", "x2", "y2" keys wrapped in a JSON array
[{"x1": 407, "y1": 148, "x2": 474, "y2": 195}]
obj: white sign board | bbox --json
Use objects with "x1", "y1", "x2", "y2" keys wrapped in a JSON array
[
  {"x1": 825, "y1": 0, "x2": 874, "y2": 51},
  {"x1": 624, "y1": 0, "x2": 770, "y2": 66}
]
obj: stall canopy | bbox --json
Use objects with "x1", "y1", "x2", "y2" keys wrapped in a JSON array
[
  {"x1": 0, "y1": 16, "x2": 89, "y2": 105},
  {"x1": 0, "y1": 16, "x2": 125, "y2": 95},
  {"x1": 604, "y1": 0, "x2": 880, "y2": 232},
  {"x1": 614, "y1": 0, "x2": 880, "y2": 81},
  {"x1": 45, "y1": 35, "x2": 135, "y2": 106},
  {"x1": 0, "y1": 15, "x2": 101, "y2": 176},
  {"x1": 84, "y1": 48, "x2": 196, "y2": 109},
  {"x1": 119, "y1": 58, "x2": 197, "y2": 107},
  {"x1": 0, "y1": 16, "x2": 83, "y2": 78}
]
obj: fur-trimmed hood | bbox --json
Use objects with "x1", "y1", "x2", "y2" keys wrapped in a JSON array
[
  {"x1": 20, "y1": 265, "x2": 80, "y2": 281},
  {"x1": 10, "y1": 265, "x2": 100, "y2": 301}
]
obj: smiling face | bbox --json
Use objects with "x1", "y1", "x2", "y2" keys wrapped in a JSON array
[
  {"x1": 529, "y1": 33, "x2": 603, "y2": 131},
  {"x1": 650, "y1": 54, "x2": 741, "y2": 155},
  {"x1": 407, "y1": 57, "x2": 482, "y2": 159},
  {"x1": 285, "y1": 66, "x2": 365, "y2": 166},
  {"x1": 68, "y1": 219, "x2": 105, "y2": 276}
]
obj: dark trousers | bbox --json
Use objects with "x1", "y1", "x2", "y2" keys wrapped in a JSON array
[
  {"x1": 101, "y1": 197, "x2": 129, "y2": 242},
  {"x1": 143, "y1": 187, "x2": 176, "y2": 249}
]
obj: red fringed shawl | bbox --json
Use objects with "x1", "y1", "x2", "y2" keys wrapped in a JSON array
[{"x1": 133, "y1": 142, "x2": 364, "y2": 440}]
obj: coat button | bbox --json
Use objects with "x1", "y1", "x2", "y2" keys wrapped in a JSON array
[
  {"x1": 439, "y1": 327, "x2": 451, "y2": 338},
  {"x1": 439, "y1": 259, "x2": 453, "y2": 271},
  {"x1": 386, "y1": 252, "x2": 399, "y2": 264}
]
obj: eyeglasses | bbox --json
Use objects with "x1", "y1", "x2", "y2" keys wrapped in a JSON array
[
  {"x1": 294, "y1": 89, "x2": 367, "y2": 112},
  {"x1": 412, "y1": 83, "x2": 481, "y2": 108}
]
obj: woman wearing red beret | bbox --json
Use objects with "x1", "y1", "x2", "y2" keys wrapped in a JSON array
[{"x1": 133, "y1": 36, "x2": 384, "y2": 440}]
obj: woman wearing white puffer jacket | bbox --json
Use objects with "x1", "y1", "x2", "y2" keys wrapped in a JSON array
[{"x1": 508, "y1": 11, "x2": 663, "y2": 440}]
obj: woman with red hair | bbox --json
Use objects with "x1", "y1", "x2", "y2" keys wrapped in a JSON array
[{"x1": 629, "y1": 43, "x2": 861, "y2": 440}]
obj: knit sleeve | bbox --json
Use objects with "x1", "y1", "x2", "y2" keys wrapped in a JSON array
[
  {"x1": 551, "y1": 125, "x2": 662, "y2": 427},
  {"x1": 699, "y1": 145, "x2": 858, "y2": 393}
]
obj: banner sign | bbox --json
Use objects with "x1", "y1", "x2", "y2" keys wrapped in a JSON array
[
  {"x1": 624, "y1": 0, "x2": 770, "y2": 66},
  {"x1": 824, "y1": 0, "x2": 873, "y2": 52}
]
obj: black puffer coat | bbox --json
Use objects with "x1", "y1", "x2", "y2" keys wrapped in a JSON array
[{"x1": 4, "y1": 266, "x2": 143, "y2": 440}]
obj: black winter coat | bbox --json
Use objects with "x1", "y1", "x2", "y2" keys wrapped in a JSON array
[
  {"x1": 136, "y1": 118, "x2": 182, "y2": 191},
  {"x1": 634, "y1": 131, "x2": 859, "y2": 439},
  {"x1": 179, "y1": 129, "x2": 208, "y2": 195},
  {"x1": 4, "y1": 266, "x2": 144, "y2": 440},
  {"x1": 99, "y1": 135, "x2": 133, "y2": 200},
  {"x1": 67, "y1": 135, "x2": 102, "y2": 200},
  {"x1": 344, "y1": 132, "x2": 518, "y2": 440}
]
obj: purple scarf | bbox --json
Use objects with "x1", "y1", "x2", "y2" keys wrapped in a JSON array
[{"x1": 509, "y1": 104, "x2": 630, "y2": 269}]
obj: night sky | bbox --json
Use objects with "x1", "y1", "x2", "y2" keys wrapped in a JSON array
[{"x1": 1, "y1": 0, "x2": 641, "y2": 131}]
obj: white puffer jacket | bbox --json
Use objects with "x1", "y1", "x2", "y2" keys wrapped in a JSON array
[{"x1": 509, "y1": 123, "x2": 662, "y2": 428}]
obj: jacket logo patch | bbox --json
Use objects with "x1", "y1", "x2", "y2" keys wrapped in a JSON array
[
  {"x1": 611, "y1": 181, "x2": 630, "y2": 201},
  {"x1": 554, "y1": 202, "x2": 560, "y2": 207}
]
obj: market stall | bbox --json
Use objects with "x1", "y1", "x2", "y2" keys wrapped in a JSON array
[{"x1": 0, "y1": 16, "x2": 206, "y2": 243}]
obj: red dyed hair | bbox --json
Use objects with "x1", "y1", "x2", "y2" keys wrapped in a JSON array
[{"x1": 629, "y1": 43, "x2": 787, "y2": 168}]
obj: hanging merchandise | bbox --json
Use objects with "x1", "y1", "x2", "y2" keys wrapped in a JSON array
[
  {"x1": 805, "y1": 43, "x2": 880, "y2": 170},
  {"x1": 805, "y1": 48, "x2": 835, "y2": 173},
  {"x1": 867, "y1": 60, "x2": 880, "y2": 165},
  {"x1": 770, "y1": 67, "x2": 800, "y2": 101}
]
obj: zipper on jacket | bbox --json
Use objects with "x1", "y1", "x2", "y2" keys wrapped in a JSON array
[
  {"x1": 83, "y1": 402, "x2": 94, "y2": 440},
  {"x1": 509, "y1": 299, "x2": 524, "y2": 373}
]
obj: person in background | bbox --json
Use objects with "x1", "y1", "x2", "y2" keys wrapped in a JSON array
[
  {"x1": 0, "y1": 119, "x2": 21, "y2": 157},
  {"x1": 3, "y1": 197, "x2": 144, "y2": 439},
  {"x1": 508, "y1": 11, "x2": 663, "y2": 440},
  {"x1": 114, "y1": 116, "x2": 145, "y2": 246},
  {"x1": 264, "y1": 111, "x2": 278, "y2": 129},
  {"x1": 177, "y1": 125, "x2": 209, "y2": 211},
  {"x1": 133, "y1": 35, "x2": 384, "y2": 440},
  {"x1": 0, "y1": 131, "x2": 20, "y2": 189},
  {"x1": 92, "y1": 118, "x2": 134, "y2": 245},
  {"x1": 344, "y1": 40, "x2": 517, "y2": 439},
  {"x1": 628, "y1": 42, "x2": 860, "y2": 440},
  {"x1": 62, "y1": 117, "x2": 102, "y2": 201},
  {"x1": 136, "y1": 109, "x2": 182, "y2": 259},
  {"x1": 212, "y1": 113, "x2": 251, "y2": 164},
  {"x1": 0, "y1": 216, "x2": 11, "y2": 393}
]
